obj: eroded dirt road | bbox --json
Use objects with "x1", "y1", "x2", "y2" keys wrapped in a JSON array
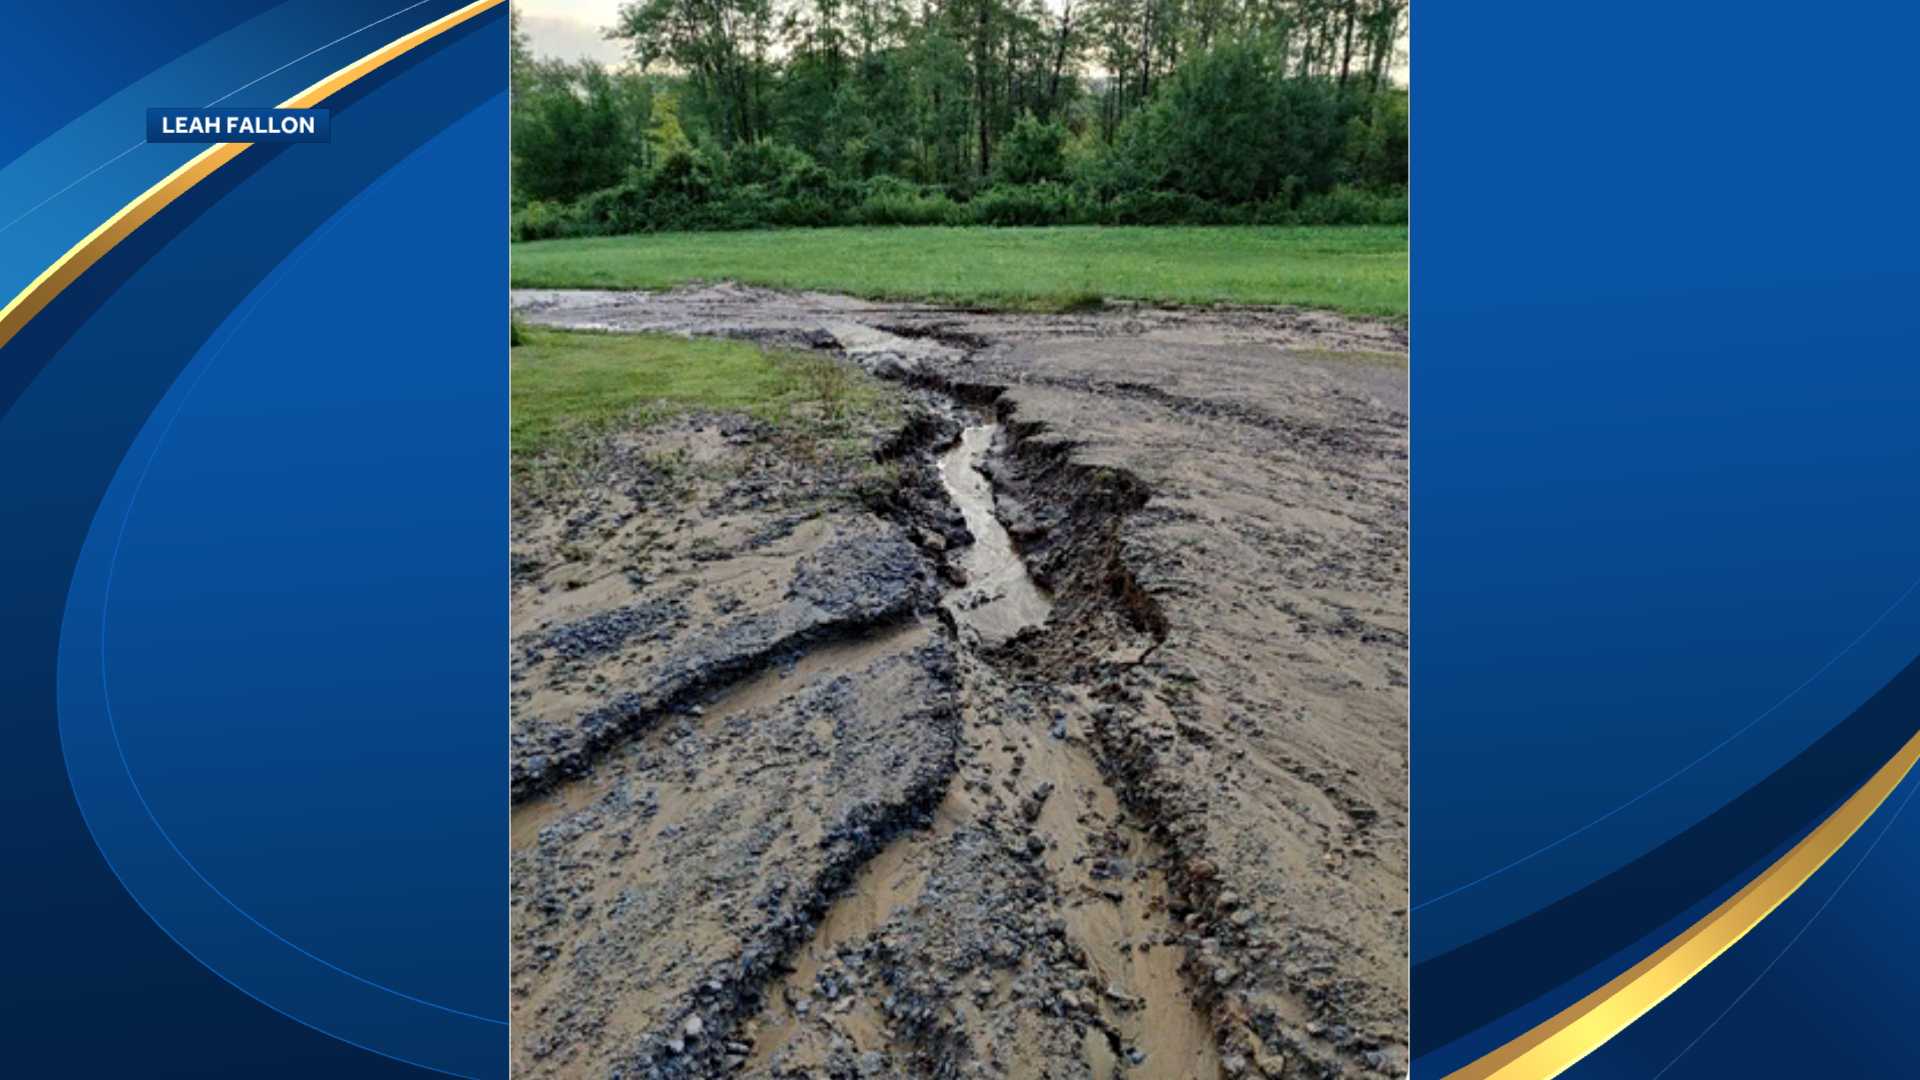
[{"x1": 509, "y1": 284, "x2": 1408, "y2": 1079}]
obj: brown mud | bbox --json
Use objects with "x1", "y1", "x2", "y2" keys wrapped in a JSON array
[{"x1": 510, "y1": 284, "x2": 1408, "y2": 1079}]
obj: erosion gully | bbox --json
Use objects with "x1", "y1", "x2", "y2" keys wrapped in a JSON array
[
  {"x1": 743, "y1": 413, "x2": 1219, "y2": 1076},
  {"x1": 514, "y1": 284, "x2": 1412, "y2": 1079},
  {"x1": 942, "y1": 421, "x2": 1215, "y2": 1075},
  {"x1": 512, "y1": 405, "x2": 1221, "y2": 1076},
  {"x1": 505, "y1": 280, "x2": 1412, "y2": 1077}
]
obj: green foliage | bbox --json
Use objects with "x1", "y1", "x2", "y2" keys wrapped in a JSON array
[
  {"x1": 727, "y1": 139, "x2": 817, "y2": 189},
  {"x1": 650, "y1": 147, "x2": 724, "y2": 200},
  {"x1": 512, "y1": 60, "x2": 652, "y2": 203},
  {"x1": 1105, "y1": 38, "x2": 1350, "y2": 206},
  {"x1": 857, "y1": 177, "x2": 968, "y2": 226},
  {"x1": 1296, "y1": 185, "x2": 1408, "y2": 226},
  {"x1": 512, "y1": 200, "x2": 576, "y2": 242},
  {"x1": 992, "y1": 113, "x2": 1069, "y2": 186},
  {"x1": 508, "y1": 175, "x2": 1407, "y2": 239},
  {"x1": 514, "y1": 0, "x2": 1407, "y2": 231},
  {"x1": 1345, "y1": 89, "x2": 1409, "y2": 191},
  {"x1": 645, "y1": 91, "x2": 692, "y2": 159},
  {"x1": 1102, "y1": 189, "x2": 1223, "y2": 226},
  {"x1": 972, "y1": 182, "x2": 1087, "y2": 226}
]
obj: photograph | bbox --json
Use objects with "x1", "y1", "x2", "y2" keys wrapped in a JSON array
[{"x1": 503, "y1": 2, "x2": 1410, "y2": 1077}]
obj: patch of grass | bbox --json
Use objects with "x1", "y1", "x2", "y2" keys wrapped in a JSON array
[
  {"x1": 1055, "y1": 289, "x2": 1108, "y2": 313},
  {"x1": 511, "y1": 326, "x2": 892, "y2": 480},
  {"x1": 510, "y1": 225, "x2": 1408, "y2": 319}
]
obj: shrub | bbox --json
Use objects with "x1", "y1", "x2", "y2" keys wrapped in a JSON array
[
  {"x1": 1101, "y1": 190, "x2": 1222, "y2": 226},
  {"x1": 970, "y1": 183, "x2": 1084, "y2": 226},
  {"x1": 1296, "y1": 185, "x2": 1407, "y2": 226},
  {"x1": 992, "y1": 113, "x2": 1070, "y2": 186},
  {"x1": 650, "y1": 148, "x2": 723, "y2": 202},
  {"x1": 575, "y1": 182, "x2": 653, "y2": 233},
  {"x1": 512, "y1": 200, "x2": 581, "y2": 241},
  {"x1": 767, "y1": 193, "x2": 838, "y2": 227},
  {"x1": 1344, "y1": 90, "x2": 1409, "y2": 191},
  {"x1": 512, "y1": 60, "x2": 646, "y2": 203},
  {"x1": 857, "y1": 177, "x2": 966, "y2": 226},
  {"x1": 727, "y1": 139, "x2": 837, "y2": 202},
  {"x1": 1106, "y1": 39, "x2": 1348, "y2": 205}
]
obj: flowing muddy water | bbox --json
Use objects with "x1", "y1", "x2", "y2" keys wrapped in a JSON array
[
  {"x1": 937, "y1": 423, "x2": 1053, "y2": 646},
  {"x1": 746, "y1": 417, "x2": 1220, "y2": 1078}
]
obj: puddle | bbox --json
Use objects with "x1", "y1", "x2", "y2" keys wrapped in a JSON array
[{"x1": 937, "y1": 424, "x2": 1052, "y2": 647}]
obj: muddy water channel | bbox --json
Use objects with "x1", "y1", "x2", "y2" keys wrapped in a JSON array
[
  {"x1": 737, "y1": 417, "x2": 1219, "y2": 1078},
  {"x1": 937, "y1": 423, "x2": 1052, "y2": 646}
]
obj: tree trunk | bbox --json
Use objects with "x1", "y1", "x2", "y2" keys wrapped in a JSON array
[
  {"x1": 1339, "y1": 1, "x2": 1358, "y2": 87},
  {"x1": 1048, "y1": 3, "x2": 1073, "y2": 113},
  {"x1": 976, "y1": 1, "x2": 992, "y2": 174},
  {"x1": 1138, "y1": 1, "x2": 1153, "y2": 102}
]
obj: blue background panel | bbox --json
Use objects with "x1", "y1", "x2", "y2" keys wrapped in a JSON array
[
  {"x1": 1413, "y1": 2, "x2": 1920, "y2": 1077},
  {"x1": 1, "y1": 3, "x2": 505, "y2": 1076}
]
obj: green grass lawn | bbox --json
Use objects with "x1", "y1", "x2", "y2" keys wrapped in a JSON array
[
  {"x1": 512, "y1": 326, "x2": 891, "y2": 473},
  {"x1": 510, "y1": 226, "x2": 1408, "y2": 319}
]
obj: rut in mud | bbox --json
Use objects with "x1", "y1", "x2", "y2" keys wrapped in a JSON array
[
  {"x1": 511, "y1": 284, "x2": 1409, "y2": 1079},
  {"x1": 740, "y1": 418, "x2": 1219, "y2": 1079},
  {"x1": 936, "y1": 424, "x2": 1053, "y2": 648}
]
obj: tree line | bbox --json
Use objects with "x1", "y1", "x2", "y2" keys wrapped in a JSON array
[{"x1": 510, "y1": 0, "x2": 1407, "y2": 236}]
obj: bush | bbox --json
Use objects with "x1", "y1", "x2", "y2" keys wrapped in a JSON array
[
  {"x1": 1101, "y1": 190, "x2": 1222, "y2": 226},
  {"x1": 1296, "y1": 185, "x2": 1407, "y2": 226},
  {"x1": 767, "y1": 193, "x2": 838, "y2": 227},
  {"x1": 650, "y1": 148, "x2": 724, "y2": 202},
  {"x1": 1344, "y1": 90, "x2": 1409, "y2": 191},
  {"x1": 727, "y1": 139, "x2": 837, "y2": 201},
  {"x1": 512, "y1": 60, "x2": 647, "y2": 203},
  {"x1": 1106, "y1": 39, "x2": 1348, "y2": 205},
  {"x1": 992, "y1": 113, "x2": 1069, "y2": 186},
  {"x1": 511, "y1": 199, "x2": 582, "y2": 241},
  {"x1": 575, "y1": 182, "x2": 653, "y2": 232},
  {"x1": 510, "y1": 161, "x2": 1406, "y2": 236},
  {"x1": 857, "y1": 177, "x2": 966, "y2": 226},
  {"x1": 970, "y1": 183, "x2": 1085, "y2": 226}
]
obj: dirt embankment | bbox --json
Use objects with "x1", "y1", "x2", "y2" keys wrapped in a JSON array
[{"x1": 510, "y1": 285, "x2": 1408, "y2": 1079}]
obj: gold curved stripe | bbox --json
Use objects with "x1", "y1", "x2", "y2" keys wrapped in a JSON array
[
  {"x1": 1447, "y1": 725, "x2": 1920, "y2": 1080},
  {"x1": 0, "y1": 0, "x2": 504, "y2": 351}
]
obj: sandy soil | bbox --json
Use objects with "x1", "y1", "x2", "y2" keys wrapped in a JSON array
[{"x1": 510, "y1": 284, "x2": 1408, "y2": 1079}]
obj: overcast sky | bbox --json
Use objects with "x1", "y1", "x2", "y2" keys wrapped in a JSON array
[
  {"x1": 515, "y1": 0, "x2": 1408, "y2": 82},
  {"x1": 518, "y1": 0, "x2": 630, "y2": 67}
]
